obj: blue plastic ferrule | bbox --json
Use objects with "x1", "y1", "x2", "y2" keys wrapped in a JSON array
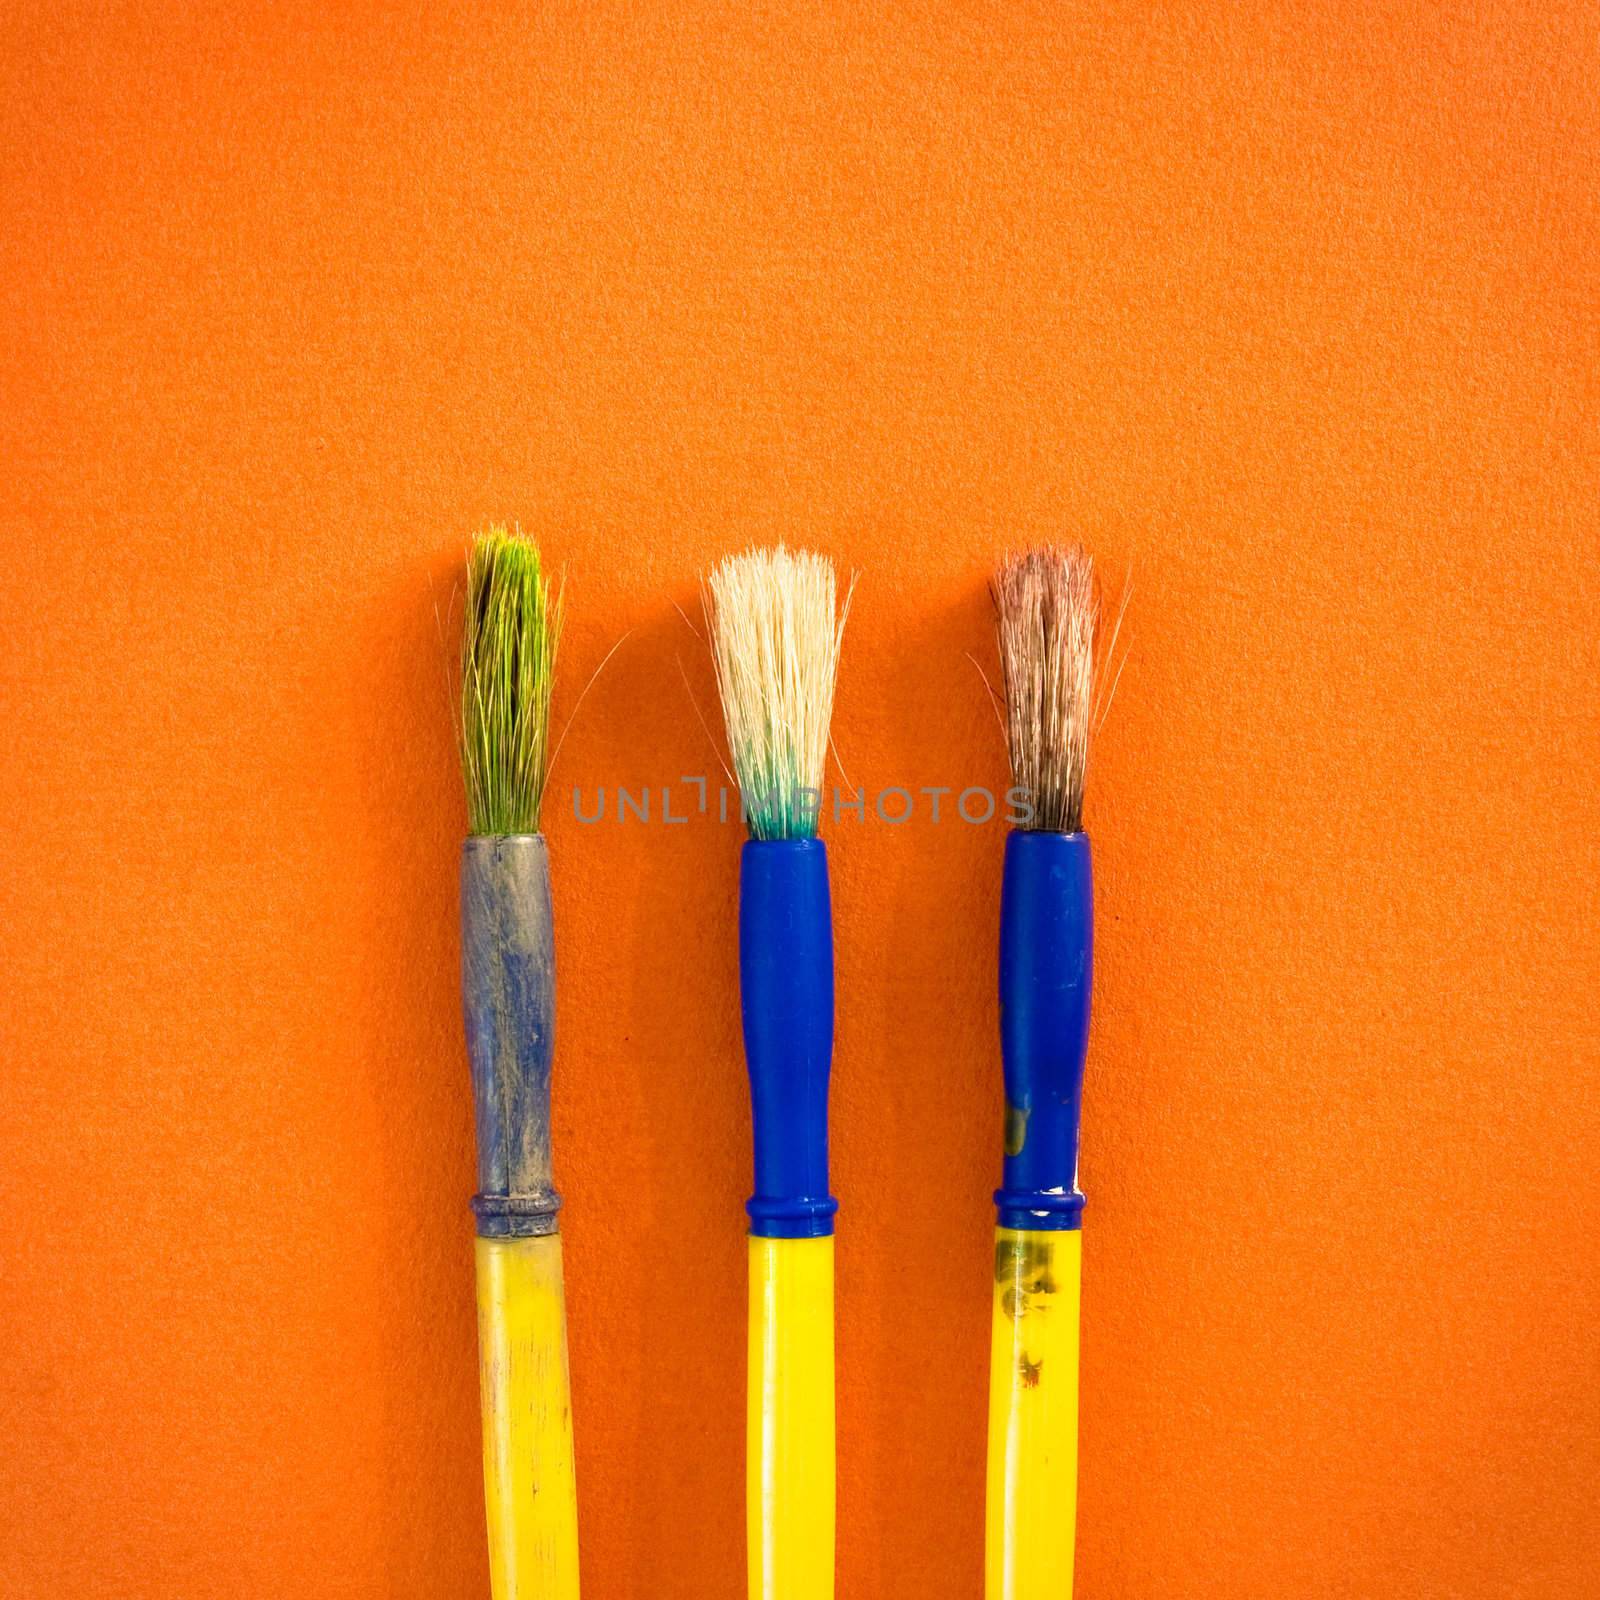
[
  {"x1": 995, "y1": 830, "x2": 1092, "y2": 1231},
  {"x1": 739, "y1": 837, "x2": 838, "y2": 1239}
]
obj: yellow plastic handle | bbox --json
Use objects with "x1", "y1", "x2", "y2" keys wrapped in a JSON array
[
  {"x1": 985, "y1": 1227, "x2": 1082, "y2": 1600},
  {"x1": 475, "y1": 1233, "x2": 580, "y2": 1600},
  {"x1": 748, "y1": 1234, "x2": 836, "y2": 1600}
]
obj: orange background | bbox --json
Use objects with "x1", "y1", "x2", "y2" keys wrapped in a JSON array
[{"x1": 3, "y1": 3, "x2": 1597, "y2": 1596}]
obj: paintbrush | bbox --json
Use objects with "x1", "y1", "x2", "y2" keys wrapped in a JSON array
[
  {"x1": 703, "y1": 544, "x2": 852, "y2": 1600},
  {"x1": 985, "y1": 545, "x2": 1104, "y2": 1600},
  {"x1": 456, "y1": 526, "x2": 578, "y2": 1600}
]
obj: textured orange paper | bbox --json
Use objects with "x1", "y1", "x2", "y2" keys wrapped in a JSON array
[{"x1": 2, "y1": 4, "x2": 1597, "y2": 1597}]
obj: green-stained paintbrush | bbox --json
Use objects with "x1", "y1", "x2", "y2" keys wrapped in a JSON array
[{"x1": 455, "y1": 526, "x2": 579, "y2": 1600}]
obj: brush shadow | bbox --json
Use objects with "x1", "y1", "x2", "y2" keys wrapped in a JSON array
[
  {"x1": 830, "y1": 573, "x2": 1001, "y2": 1600},
  {"x1": 346, "y1": 552, "x2": 491, "y2": 1597},
  {"x1": 555, "y1": 591, "x2": 748, "y2": 1600}
]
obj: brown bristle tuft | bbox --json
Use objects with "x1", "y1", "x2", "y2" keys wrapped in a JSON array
[{"x1": 991, "y1": 545, "x2": 1098, "y2": 833}]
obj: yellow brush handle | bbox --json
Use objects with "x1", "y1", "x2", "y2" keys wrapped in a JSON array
[
  {"x1": 748, "y1": 1234, "x2": 835, "y2": 1600},
  {"x1": 986, "y1": 1227, "x2": 1081, "y2": 1600},
  {"x1": 475, "y1": 1233, "x2": 580, "y2": 1600}
]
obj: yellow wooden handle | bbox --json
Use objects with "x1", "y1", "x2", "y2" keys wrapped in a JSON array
[
  {"x1": 475, "y1": 1233, "x2": 580, "y2": 1600},
  {"x1": 748, "y1": 1234, "x2": 835, "y2": 1600},
  {"x1": 986, "y1": 1227, "x2": 1081, "y2": 1600}
]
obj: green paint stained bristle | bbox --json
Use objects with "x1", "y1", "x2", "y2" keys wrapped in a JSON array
[{"x1": 459, "y1": 526, "x2": 562, "y2": 836}]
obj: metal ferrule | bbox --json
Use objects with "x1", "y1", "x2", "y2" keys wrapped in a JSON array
[{"x1": 461, "y1": 835, "x2": 561, "y2": 1238}]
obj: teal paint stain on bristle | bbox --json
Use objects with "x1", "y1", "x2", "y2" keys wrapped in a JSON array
[{"x1": 733, "y1": 745, "x2": 815, "y2": 840}]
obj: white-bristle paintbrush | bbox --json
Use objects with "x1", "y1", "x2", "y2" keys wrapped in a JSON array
[{"x1": 704, "y1": 544, "x2": 852, "y2": 1600}]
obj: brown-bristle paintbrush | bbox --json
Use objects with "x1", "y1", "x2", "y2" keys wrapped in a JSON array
[{"x1": 985, "y1": 545, "x2": 1105, "y2": 1600}]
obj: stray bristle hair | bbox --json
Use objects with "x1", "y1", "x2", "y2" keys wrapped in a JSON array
[
  {"x1": 992, "y1": 545, "x2": 1098, "y2": 833},
  {"x1": 459, "y1": 526, "x2": 562, "y2": 836},
  {"x1": 703, "y1": 544, "x2": 852, "y2": 841}
]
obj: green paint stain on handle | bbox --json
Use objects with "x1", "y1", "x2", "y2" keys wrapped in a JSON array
[{"x1": 1004, "y1": 1103, "x2": 1029, "y2": 1158}]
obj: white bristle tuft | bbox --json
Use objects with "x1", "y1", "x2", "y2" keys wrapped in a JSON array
[{"x1": 703, "y1": 544, "x2": 853, "y2": 840}]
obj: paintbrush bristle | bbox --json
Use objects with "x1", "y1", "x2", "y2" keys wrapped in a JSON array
[
  {"x1": 992, "y1": 544, "x2": 1098, "y2": 834},
  {"x1": 460, "y1": 526, "x2": 562, "y2": 836},
  {"x1": 704, "y1": 544, "x2": 852, "y2": 841}
]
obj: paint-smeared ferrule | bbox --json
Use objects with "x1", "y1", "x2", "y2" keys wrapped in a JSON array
[
  {"x1": 462, "y1": 835, "x2": 562, "y2": 1239},
  {"x1": 740, "y1": 838, "x2": 838, "y2": 1239},
  {"x1": 996, "y1": 830, "x2": 1092, "y2": 1232}
]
